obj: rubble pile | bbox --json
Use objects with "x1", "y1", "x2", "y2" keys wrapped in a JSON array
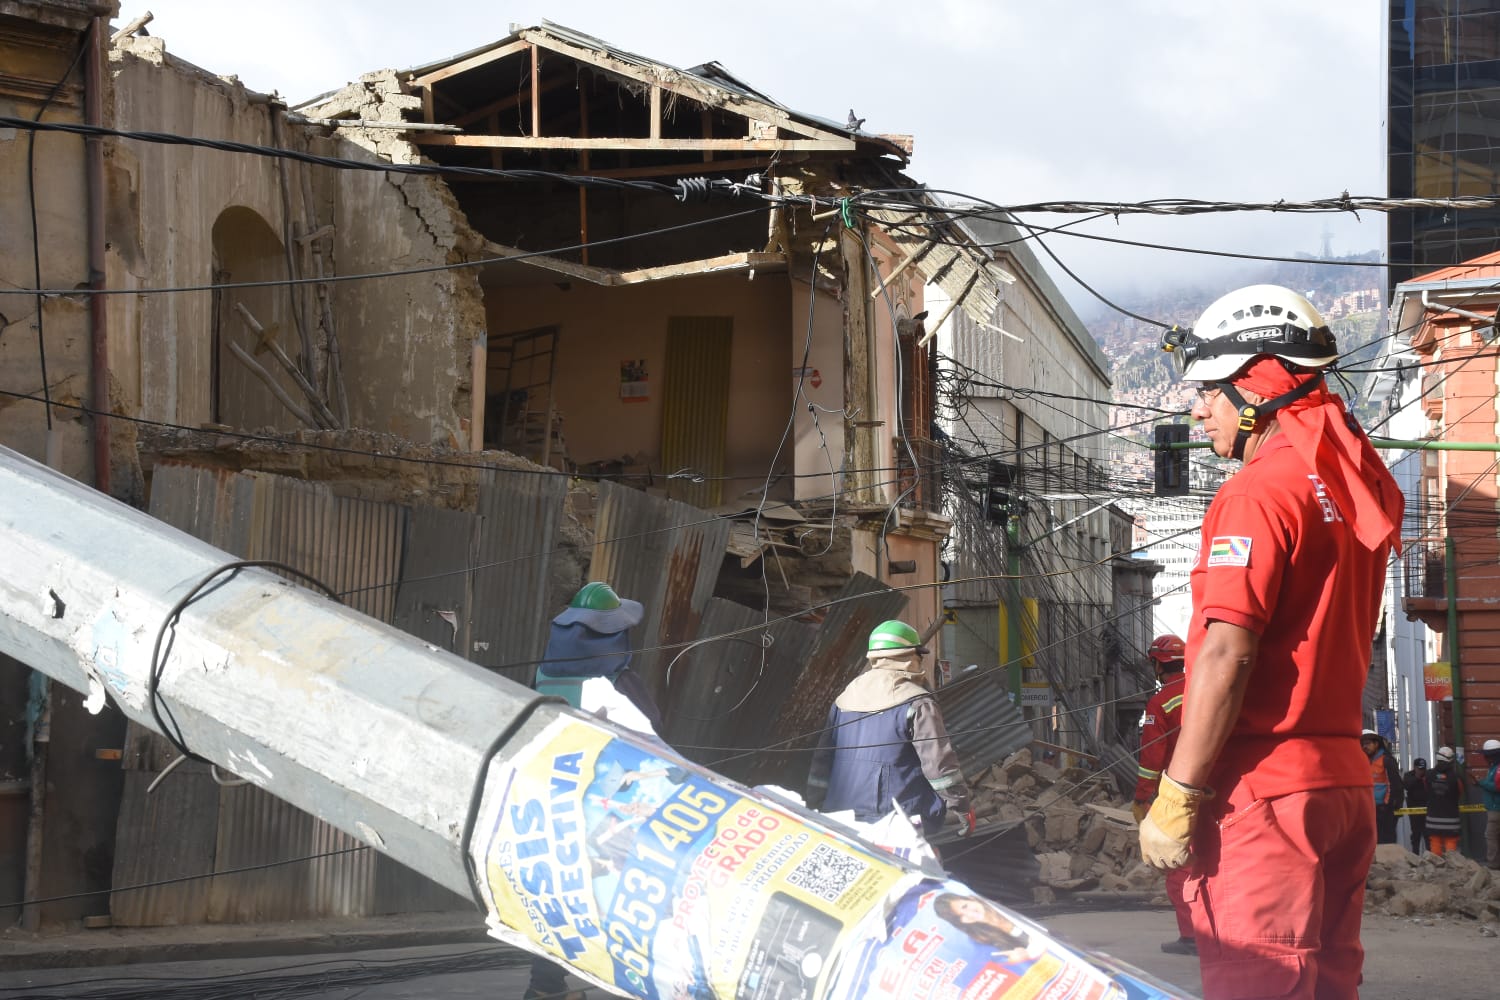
[
  {"x1": 1366, "y1": 843, "x2": 1500, "y2": 923},
  {"x1": 968, "y1": 748, "x2": 1161, "y2": 899}
]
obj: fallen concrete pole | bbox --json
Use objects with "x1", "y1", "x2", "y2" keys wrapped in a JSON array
[{"x1": 0, "y1": 445, "x2": 1189, "y2": 1000}]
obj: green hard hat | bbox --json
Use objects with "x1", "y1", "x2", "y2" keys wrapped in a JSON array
[
  {"x1": 554, "y1": 581, "x2": 644, "y2": 633},
  {"x1": 571, "y1": 581, "x2": 623, "y2": 611},
  {"x1": 868, "y1": 619, "x2": 928, "y2": 655}
]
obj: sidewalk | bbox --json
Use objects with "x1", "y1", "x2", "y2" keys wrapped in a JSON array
[{"x1": 0, "y1": 910, "x2": 494, "y2": 972}]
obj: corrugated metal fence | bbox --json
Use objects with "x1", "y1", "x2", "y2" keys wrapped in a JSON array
[{"x1": 112, "y1": 461, "x2": 560, "y2": 925}]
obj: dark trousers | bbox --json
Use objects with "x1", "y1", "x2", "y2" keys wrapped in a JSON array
[
  {"x1": 1409, "y1": 813, "x2": 1427, "y2": 854},
  {"x1": 1375, "y1": 803, "x2": 1399, "y2": 845},
  {"x1": 525, "y1": 955, "x2": 571, "y2": 999}
]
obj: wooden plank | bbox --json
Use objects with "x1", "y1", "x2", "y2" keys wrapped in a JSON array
[
  {"x1": 450, "y1": 155, "x2": 781, "y2": 182},
  {"x1": 481, "y1": 241, "x2": 617, "y2": 286},
  {"x1": 649, "y1": 85, "x2": 661, "y2": 139},
  {"x1": 580, "y1": 82, "x2": 590, "y2": 265},
  {"x1": 614, "y1": 252, "x2": 786, "y2": 285},
  {"x1": 411, "y1": 39, "x2": 529, "y2": 86},
  {"x1": 530, "y1": 43, "x2": 540, "y2": 138},
  {"x1": 412, "y1": 134, "x2": 854, "y2": 152}
]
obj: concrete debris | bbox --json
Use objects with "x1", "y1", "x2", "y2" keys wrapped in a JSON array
[
  {"x1": 969, "y1": 748, "x2": 1152, "y2": 895},
  {"x1": 1366, "y1": 846, "x2": 1500, "y2": 923}
]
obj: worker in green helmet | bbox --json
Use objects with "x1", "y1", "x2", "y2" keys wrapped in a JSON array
[
  {"x1": 807, "y1": 619, "x2": 973, "y2": 837},
  {"x1": 526, "y1": 581, "x2": 663, "y2": 1000},
  {"x1": 533, "y1": 580, "x2": 662, "y2": 735}
]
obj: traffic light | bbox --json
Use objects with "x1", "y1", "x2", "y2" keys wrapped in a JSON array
[
  {"x1": 985, "y1": 460, "x2": 1015, "y2": 523},
  {"x1": 1154, "y1": 423, "x2": 1189, "y2": 496}
]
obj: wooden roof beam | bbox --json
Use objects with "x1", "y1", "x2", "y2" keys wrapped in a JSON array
[
  {"x1": 413, "y1": 135, "x2": 854, "y2": 152},
  {"x1": 410, "y1": 39, "x2": 530, "y2": 86},
  {"x1": 517, "y1": 27, "x2": 850, "y2": 145}
]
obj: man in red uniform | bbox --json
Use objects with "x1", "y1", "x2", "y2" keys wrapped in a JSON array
[
  {"x1": 1132, "y1": 634, "x2": 1193, "y2": 955},
  {"x1": 1143, "y1": 286, "x2": 1404, "y2": 1000}
]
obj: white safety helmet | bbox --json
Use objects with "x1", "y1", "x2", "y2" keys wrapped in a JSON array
[
  {"x1": 1483, "y1": 738, "x2": 1500, "y2": 757},
  {"x1": 1437, "y1": 746, "x2": 1456, "y2": 762},
  {"x1": 1163, "y1": 284, "x2": 1339, "y2": 383}
]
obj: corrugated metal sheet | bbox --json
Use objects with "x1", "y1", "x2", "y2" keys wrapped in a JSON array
[
  {"x1": 768, "y1": 574, "x2": 906, "y2": 746},
  {"x1": 588, "y1": 481, "x2": 731, "y2": 700},
  {"x1": 743, "y1": 574, "x2": 906, "y2": 788},
  {"x1": 469, "y1": 468, "x2": 565, "y2": 685},
  {"x1": 110, "y1": 770, "x2": 220, "y2": 926},
  {"x1": 148, "y1": 461, "x2": 258, "y2": 554},
  {"x1": 660, "y1": 317, "x2": 732, "y2": 509},
  {"x1": 394, "y1": 505, "x2": 476, "y2": 657},
  {"x1": 118, "y1": 463, "x2": 454, "y2": 926},
  {"x1": 661, "y1": 598, "x2": 815, "y2": 775},
  {"x1": 207, "y1": 783, "x2": 372, "y2": 923},
  {"x1": 934, "y1": 669, "x2": 1033, "y2": 779}
]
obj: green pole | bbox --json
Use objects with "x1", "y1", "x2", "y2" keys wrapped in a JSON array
[{"x1": 1446, "y1": 536, "x2": 1470, "y2": 856}]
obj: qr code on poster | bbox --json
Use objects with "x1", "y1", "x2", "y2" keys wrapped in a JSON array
[{"x1": 785, "y1": 843, "x2": 868, "y2": 903}]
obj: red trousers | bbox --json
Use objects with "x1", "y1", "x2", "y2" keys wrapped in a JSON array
[
  {"x1": 1185, "y1": 784, "x2": 1373, "y2": 1000},
  {"x1": 1166, "y1": 865, "x2": 1193, "y2": 938}
]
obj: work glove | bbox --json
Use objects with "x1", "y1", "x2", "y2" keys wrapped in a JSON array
[
  {"x1": 1131, "y1": 800, "x2": 1150, "y2": 825},
  {"x1": 944, "y1": 808, "x2": 977, "y2": 837},
  {"x1": 1139, "y1": 773, "x2": 1211, "y2": 870}
]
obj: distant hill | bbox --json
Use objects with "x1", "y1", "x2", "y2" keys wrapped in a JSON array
[{"x1": 1094, "y1": 251, "x2": 1387, "y2": 487}]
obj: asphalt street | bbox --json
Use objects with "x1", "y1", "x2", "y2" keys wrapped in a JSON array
[{"x1": 1, "y1": 908, "x2": 1496, "y2": 999}]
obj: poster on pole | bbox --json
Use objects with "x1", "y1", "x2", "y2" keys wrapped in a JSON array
[{"x1": 469, "y1": 715, "x2": 1191, "y2": 1000}]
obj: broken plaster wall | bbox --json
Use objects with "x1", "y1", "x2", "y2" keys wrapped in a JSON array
[{"x1": 105, "y1": 43, "x2": 483, "y2": 449}]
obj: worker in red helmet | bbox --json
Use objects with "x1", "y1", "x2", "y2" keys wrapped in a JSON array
[
  {"x1": 1145, "y1": 286, "x2": 1404, "y2": 999},
  {"x1": 1132, "y1": 634, "x2": 1193, "y2": 956}
]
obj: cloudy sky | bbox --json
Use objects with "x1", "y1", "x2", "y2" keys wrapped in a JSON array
[{"x1": 110, "y1": 0, "x2": 1384, "y2": 316}]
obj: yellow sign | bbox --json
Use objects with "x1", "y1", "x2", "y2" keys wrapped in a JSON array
[{"x1": 999, "y1": 597, "x2": 1038, "y2": 668}]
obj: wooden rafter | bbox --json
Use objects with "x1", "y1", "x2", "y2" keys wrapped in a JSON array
[
  {"x1": 413, "y1": 135, "x2": 852, "y2": 152},
  {"x1": 516, "y1": 27, "x2": 852, "y2": 145},
  {"x1": 409, "y1": 39, "x2": 530, "y2": 86}
]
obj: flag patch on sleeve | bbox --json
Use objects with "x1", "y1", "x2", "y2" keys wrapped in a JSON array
[{"x1": 1207, "y1": 536, "x2": 1252, "y2": 567}]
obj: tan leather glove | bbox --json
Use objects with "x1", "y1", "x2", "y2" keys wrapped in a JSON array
[
  {"x1": 1139, "y1": 773, "x2": 1211, "y2": 870},
  {"x1": 1131, "y1": 800, "x2": 1150, "y2": 825}
]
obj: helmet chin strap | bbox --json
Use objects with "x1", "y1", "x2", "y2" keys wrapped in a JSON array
[{"x1": 1216, "y1": 370, "x2": 1325, "y2": 460}]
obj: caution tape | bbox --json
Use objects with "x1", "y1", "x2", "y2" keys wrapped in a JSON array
[{"x1": 1394, "y1": 804, "x2": 1488, "y2": 815}]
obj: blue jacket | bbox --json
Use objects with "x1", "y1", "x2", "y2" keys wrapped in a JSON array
[
  {"x1": 1479, "y1": 761, "x2": 1500, "y2": 812},
  {"x1": 813, "y1": 697, "x2": 945, "y2": 834}
]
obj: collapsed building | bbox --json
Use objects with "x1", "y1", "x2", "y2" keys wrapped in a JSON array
[{"x1": 0, "y1": 3, "x2": 1151, "y2": 930}]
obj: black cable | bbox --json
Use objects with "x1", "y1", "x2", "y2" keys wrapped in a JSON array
[
  {"x1": 22, "y1": 30, "x2": 90, "y2": 431},
  {"x1": 0, "y1": 113, "x2": 691, "y2": 195},
  {"x1": 147, "y1": 560, "x2": 340, "y2": 762},
  {"x1": 0, "y1": 845, "x2": 368, "y2": 913},
  {"x1": 0, "y1": 207, "x2": 767, "y2": 298}
]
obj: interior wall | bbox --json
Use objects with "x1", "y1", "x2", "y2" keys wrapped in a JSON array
[
  {"x1": 487, "y1": 272, "x2": 792, "y2": 501},
  {"x1": 790, "y1": 277, "x2": 847, "y2": 503}
]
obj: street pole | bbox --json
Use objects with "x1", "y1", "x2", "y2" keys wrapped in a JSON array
[
  {"x1": 1446, "y1": 535, "x2": 1470, "y2": 856},
  {"x1": 0, "y1": 445, "x2": 1184, "y2": 1000},
  {"x1": 1003, "y1": 506, "x2": 1023, "y2": 706}
]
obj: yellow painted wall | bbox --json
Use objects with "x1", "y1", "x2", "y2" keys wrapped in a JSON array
[{"x1": 487, "y1": 272, "x2": 793, "y2": 499}]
